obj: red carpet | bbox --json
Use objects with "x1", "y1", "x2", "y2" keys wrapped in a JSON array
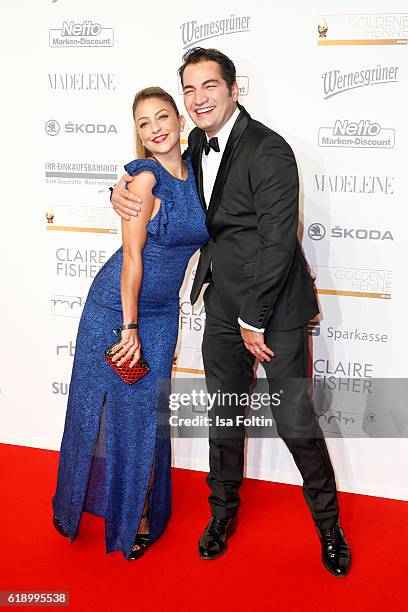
[{"x1": 1, "y1": 443, "x2": 407, "y2": 611}]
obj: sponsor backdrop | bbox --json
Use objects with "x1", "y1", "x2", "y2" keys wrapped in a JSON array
[{"x1": 1, "y1": 1, "x2": 408, "y2": 500}]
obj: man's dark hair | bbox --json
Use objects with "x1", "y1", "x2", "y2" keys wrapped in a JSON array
[{"x1": 178, "y1": 47, "x2": 237, "y2": 93}]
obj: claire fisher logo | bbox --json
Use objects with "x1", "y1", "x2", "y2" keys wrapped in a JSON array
[
  {"x1": 54, "y1": 248, "x2": 107, "y2": 278},
  {"x1": 49, "y1": 20, "x2": 114, "y2": 47},
  {"x1": 317, "y1": 13, "x2": 408, "y2": 46},
  {"x1": 318, "y1": 119, "x2": 395, "y2": 149},
  {"x1": 181, "y1": 14, "x2": 250, "y2": 49},
  {"x1": 321, "y1": 65, "x2": 399, "y2": 99}
]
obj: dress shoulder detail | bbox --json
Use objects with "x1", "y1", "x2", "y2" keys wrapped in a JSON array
[
  {"x1": 124, "y1": 158, "x2": 161, "y2": 184},
  {"x1": 123, "y1": 158, "x2": 174, "y2": 238}
]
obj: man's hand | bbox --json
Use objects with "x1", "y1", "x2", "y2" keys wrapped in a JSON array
[
  {"x1": 240, "y1": 327, "x2": 275, "y2": 362},
  {"x1": 111, "y1": 173, "x2": 142, "y2": 221}
]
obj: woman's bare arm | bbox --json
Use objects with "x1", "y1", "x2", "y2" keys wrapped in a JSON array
[{"x1": 111, "y1": 171, "x2": 157, "y2": 366}]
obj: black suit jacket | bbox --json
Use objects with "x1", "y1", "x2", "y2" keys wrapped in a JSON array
[{"x1": 187, "y1": 104, "x2": 319, "y2": 331}]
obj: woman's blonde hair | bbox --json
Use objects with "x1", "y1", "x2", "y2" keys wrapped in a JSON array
[{"x1": 132, "y1": 87, "x2": 180, "y2": 159}]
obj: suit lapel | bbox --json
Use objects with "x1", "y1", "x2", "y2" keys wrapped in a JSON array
[
  {"x1": 190, "y1": 130, "x2": 207, "y2": 213},
  {"x1": 205, "y1": 106, "x2": 251, "y2": 228}
]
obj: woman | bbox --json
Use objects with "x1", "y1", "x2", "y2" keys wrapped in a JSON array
[{"x1": 52, "y1": 87, "x2": 208, "y2": 560}]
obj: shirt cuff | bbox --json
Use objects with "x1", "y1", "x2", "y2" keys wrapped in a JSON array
[{"x1": 238, "y1": 318, "x2": 265, "y2": 333}]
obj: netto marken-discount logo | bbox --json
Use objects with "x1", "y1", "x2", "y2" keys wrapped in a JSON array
[
  {"x1": 321, "y1": 64, "x2": 398, "y2": 99},
  {"x1": 49, "y1": 20, "x2": 114, "y2": 47},
  {"x1": 180, "y1": 15, "x2": 250, "y2": 49},
  {"x1": 318, "y1": 119, "x2": 395, "y2": 148}
]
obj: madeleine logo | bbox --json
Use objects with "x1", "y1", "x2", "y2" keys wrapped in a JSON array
[
  {"x1": 49, "y1": 20, "x2": 114, "y2": 47},
  {"x1": 317, "y1": 13, "x2": 408, "y2": 45},
  {"x1": 48, "y1": 73, "x2": 116, "y2": 92},
  {"x1": 313, "y1": 173, "x2": 394, "y2": 195},
  {"x1": 180, "y1": 15, "x2": 250, "y2": 49}
]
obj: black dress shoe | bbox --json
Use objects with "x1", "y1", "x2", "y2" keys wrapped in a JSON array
[
  {"x1": 198, "y1": 516, "x2": 238, "y2": 560},
  {"x1": 52, "y1": 515, "x2": 69, "y2": 538},
  {"x1": 317, "y1": 521, "x2": 352, "y2": 577}
]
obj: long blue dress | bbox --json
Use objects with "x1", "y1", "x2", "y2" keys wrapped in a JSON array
[{"x1": 52, "y1": 157, "x2": 208, "y2": 559}]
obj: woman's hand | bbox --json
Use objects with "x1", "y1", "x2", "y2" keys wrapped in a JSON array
[{"x1": 110, "y1": 328, "x2": 141, "y2": 367}]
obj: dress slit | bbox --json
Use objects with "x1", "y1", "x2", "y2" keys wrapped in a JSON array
[{"x1": 83, "y1": 392, "x2": 108, "y2": 518}]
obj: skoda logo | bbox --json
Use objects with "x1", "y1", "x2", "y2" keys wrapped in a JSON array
[
  {"x1": 45, "y1": 119, "x2": 60, "y2": 136},
  {"x1": 308, "y1": 223, "x2": 326, "y2": 241}
]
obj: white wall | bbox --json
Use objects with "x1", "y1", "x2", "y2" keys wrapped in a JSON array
[{"x1": 1, "y1": 0, "x2": 407, "y2": 500}]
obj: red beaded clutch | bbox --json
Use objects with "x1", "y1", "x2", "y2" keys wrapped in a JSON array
[{"x1": 104, "y1": 340, "x2": 150, "y2": 384}]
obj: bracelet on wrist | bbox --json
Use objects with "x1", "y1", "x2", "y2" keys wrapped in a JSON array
[{"x1": 113, "y1": 323, "x2": 138, "y2": 334}]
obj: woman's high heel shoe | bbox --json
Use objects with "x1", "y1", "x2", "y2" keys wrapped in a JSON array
[
  {"x1": 52, "y1": 515, "x2": 69, "y2": 537},
  {"x1": 128, "y1": 513, "x2": 150, "y2": 560}
]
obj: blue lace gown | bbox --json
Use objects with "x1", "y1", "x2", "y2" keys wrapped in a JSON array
[{"x1": 52, "y1": 157, "x2": 208, "y2": 559}]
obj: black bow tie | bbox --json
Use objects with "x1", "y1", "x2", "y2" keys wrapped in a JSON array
[{"x1": 203, "y1": 137, "x2": 220, "y2": 155}]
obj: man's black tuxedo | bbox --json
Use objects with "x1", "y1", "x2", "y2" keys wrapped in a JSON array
[
  {"x1": 188, "y1": 104, "x2": 319, "y2": 330},
  {"x1": 185, "y1": 104, "x2": 338, "y2": 529}
]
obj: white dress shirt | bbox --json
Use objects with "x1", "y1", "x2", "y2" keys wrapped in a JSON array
[{"x1": 201, "y1": 107, "x2": 265, "y2": 333}]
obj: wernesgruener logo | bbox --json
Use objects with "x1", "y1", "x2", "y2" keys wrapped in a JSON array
[
  {"x1": 180, "y1": 15, "x2": 250, "y2": 49},
  {"x1": 322, "y1": 65, "x2": 399, "y2": 99}
]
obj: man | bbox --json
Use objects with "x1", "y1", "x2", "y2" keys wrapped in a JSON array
[{"x1": 111, "y1": 48, "x2": 351, "y2": 577}]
